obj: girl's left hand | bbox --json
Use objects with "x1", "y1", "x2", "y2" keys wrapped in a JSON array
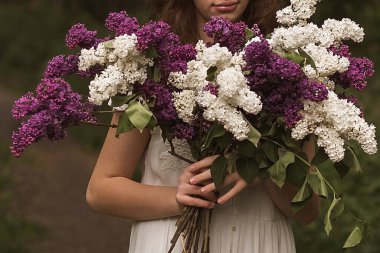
[{"x1": 188, "y1": 155, "x2": 249, "y2": 205}]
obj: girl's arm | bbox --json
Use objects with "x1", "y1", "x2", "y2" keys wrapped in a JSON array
[{"x1": 86, "y1": 113, "x2": 215, "y2": 220}]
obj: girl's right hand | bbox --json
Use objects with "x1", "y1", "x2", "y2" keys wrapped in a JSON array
[{"x1": 176, "y1": 157, "x2": 218, "y2": 210}]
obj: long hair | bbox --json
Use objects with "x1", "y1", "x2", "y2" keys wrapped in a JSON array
[{"x1": 149, "y1": 0, "x2": 285, "y2": 43}]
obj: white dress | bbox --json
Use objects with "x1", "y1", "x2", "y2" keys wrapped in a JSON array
[{"x1": 128, "y1": 128, "x2": 296, "y2": 253}]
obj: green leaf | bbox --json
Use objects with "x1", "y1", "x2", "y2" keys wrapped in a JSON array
[
  {"x1": 298, "y1": 48, "x2": 317, "y2": 70},
  {"x1": 291, "y1": 178, "x2": 312, "y2": 212},
  {"x1": 206, "y1": 66, "x2": 218, "y2": 82},
  {"x1": 237, "y1": 140, "x2": 257, "y2": 157},
  {"x1": 125, "y1": 101, "x2": 153, "y2": 132},
  {"x1": 111, "y1": 94, "x2": 139, "y2": 107},
  {"x1": 307, "y1": 170, "x2": 328, "y2": 199},
  {"x1": 116, "y1": 111, "x2": 135, "y2": 137},
  {"x1": 211, "y1": 156, "x2": 228, "y2": 189},
  {"x1": 103, "y1": 39, "x2": 115, "y2": 49},
  {"x1": 345, "y1": 146, "x2": 362, "y2": 174},
  {"x1": 202, "y1": 124, "x2": 226, "y2": 151},
  {"x1": 287, "y1": 157, "x2": 309, "y2": 188},
  {"x1": 247, "y1": 123, "x2": 261, "y2": 147},
  {"x1": 282, "y1": 51, "x2": 305, "y2": 65},
  {"x1": 312, "y1": 147, "x2": 330, "y2": 166},
  {"x1": 268, "y1": 151, "x2": 295, "y2": 188},
  {"x1": 262, "y1": 141, "x2": 278, "y2": 163},
  {"x1": 335, "y1": 146, "x2": 362, "y2": 178},
  {"x1": 245, "y1": 28, "x2": 255, "y2": 41},
  {"x1": 343, "y1": 225, "x2": 363, "y2": 248},
  {"x1": 236, "y1": 157, "x2": 259, "y2": 184},
  {"x1": 154, "y1": 66, "x2": 161, "y2": 82},
  {"x1": 281, "y1": 134, "x2": 300, "y2": 150},
  {"x1": 215, "y1": 132, "x2": 233, "y2": 150},
  {"x1": 145, "y1": 46, "x2": 159, "y2": 58},
  {"x1": 145, "y1": 115, "x2": 157, "y2": 130},
  {"x1": 324, "y1": 194, "x2": 345, "y2": 235},
  {"x1": 264, "y1": 121, "x2": 278, "y2": 136}
]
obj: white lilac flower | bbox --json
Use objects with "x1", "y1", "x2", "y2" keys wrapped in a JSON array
[
  {"x1": 291, "y1": 91, "x2": 378, "y2": 162},
  {"x1": 271, "y1": 24, "x2": 333, "y2": 51},
  {"x1": 89, "y1": 65, "x2": 127, "y2": 105},
  {"x1": 173, "y1": 90, "x2": 197, "y2": 123},
  {"x1": 79, "y1": 44, "x2": 109, "y2": 71},
  {"x1": 169, "y1": 42, "x2": 262, "y2": 140},
  {"x1": 112, "y1": 34, "x2": 140, "y2": 58},
  {"x1": 276, "y1": 0, "x2": 322, "y2": 26},
  {"x1": 303, "y1": 43, "x2": 350, "y2": 76},
  {"x1": 79, "y1": 34, "x2": 153, "y2": 105},
  {"x1": 197, "y1": 91, "x2": 251, "y2": 140},
  {"x1": 217, "y1": 66, "x2": 262, "y2": 114},
  {"x1": 196, "y1": 41, "x2": 233, "y2": 69},
  {"x1": 322, "y1": 18, "x2": 364, "y2": 43}
]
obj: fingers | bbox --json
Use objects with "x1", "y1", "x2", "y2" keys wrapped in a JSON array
[
  {"x1": 188, "y1": 155, "x2": 219, "y2": 173},
  {"x1": 201, "y1": 173, "x2": 237, "y2": 193},
  {"x1": 176, "y1": 194, "x2": 215, "y2": 209},
  {"x1": 180, "y1": 184, "x2": 217, "y2": 202},
  {"x1": 190, "y1": 169, "x2": 212, "y2": 185},
  {"x1": 217, "y1": 180, "x2": 247, "y2": 204}
]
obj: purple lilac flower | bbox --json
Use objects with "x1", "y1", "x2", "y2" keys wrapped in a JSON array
[
  {"x1": 11, "y1": 78, "x2": 96, "y2": 157},
  {"x1": 44, "y1": 55, "x2": 79, "y2": 78},
  {"x1": 77, "y1": 65, "x2": 104, "y2": 78},
  {"x1": 135, "y1": 80, "x2": 178, "y2": 122},
  {"x1": 12, "y1": 92, "x2": 40, "y2": 120},
  {"x1": 298, "y1": 80, "x2": 328, "y2": 102},
  {"x1": 173, "y1": 123, "x2": 196, "y2": 140},
  {"x1": 203, "y1": 17, "x2": 247, "y2": 53},
  {"x1": 158, "y1": 44, "x2": 196, "y2": 79},
  {"x1": 105, "y1": 11, "x2": 139, "y2": 36},
  {"x1": 330, "y1": 44, "x2": 375, "y2": 90},
  {"x1": 244, "y1": 38, "x2": 329, "y2": 127},
  {"x1": 136, "y1": 21, "x2": 172, "y2": 51},
  {"x1": 204, "y1": 83, "x2": 219, "y2": 96},
  {"x1": 66, "y1": 23, "x2": 97, "y2": 50}
]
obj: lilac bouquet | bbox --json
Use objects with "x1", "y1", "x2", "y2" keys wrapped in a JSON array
[{"x1": 12, "y1": 0, "x2": 377, "y2": 252}]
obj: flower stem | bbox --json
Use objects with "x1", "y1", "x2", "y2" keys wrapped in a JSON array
[
  {"x1": 80, "y1": 121, "x2": 118, "y2": 128},
  {"x1": 93, "y1": 110, "x2": 124, "y2": 114},
  {"x1": 168, "y1": 140, "x2": 195, "y2": 164}
]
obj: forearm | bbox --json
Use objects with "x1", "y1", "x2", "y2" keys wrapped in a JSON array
[
  {"x1": 264, "y1": 179, "x2": 320, "y2": 225},
  {"x1": 87, "y1": 177, "x2": 182, "y2": 220}
]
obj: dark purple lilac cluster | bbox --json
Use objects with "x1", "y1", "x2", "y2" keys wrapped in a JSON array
[
  {"x1": 203, "y1": 17, "x2": 247, "y2": 53},
  {"x1": 65, "y1": 23, "x2": 98, "y2": 50},
  {"x1": 11, "y1": 78, "x2": 96, "y2": 157},
  {"x1": 204, "y1": 83, "x2": 219, "y2": 96},
  {"x1": 244, "y1": 39, "x2": 328, "y2": 127},
  {"x1": 44, "y1": 55, "x2": 79, "y2": 78},
  {"x1": 136, "y1": 21, "x2": 173, "y2": 51},
  {"x1": 173, "y1": 123, "x2": 196, "y2": 140},
  {"x1": 105, "y1": 11, "x2": 139, "y2": 36},
  {"x1": 330, "y1": 44, "x2": 374, "y2": 91},
  {"x1": 158, "y1": 43, "x2": 197, "y2": 80},
  {"x1": 135, "y1": 80, "x2": 177, "y2": 122},
  {"x1": 135, "y1": 20, "x2": 196, "y2": 79}
]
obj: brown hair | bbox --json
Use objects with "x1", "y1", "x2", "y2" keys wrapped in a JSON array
[{"x1": 149, "y1": 0, "x2": 285, "y2": 43}]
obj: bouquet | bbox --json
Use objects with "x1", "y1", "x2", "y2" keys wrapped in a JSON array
[{"x1": 12, "y1": 0, "x2": 377, "y2": 252}]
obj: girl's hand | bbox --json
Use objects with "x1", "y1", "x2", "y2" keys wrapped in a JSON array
[
  {"x1": 188, "y1": 155, "x2": 252, "y2": 205},
  {"x1": 176, "y1": 158, "x2": 218, "y2": 210}
]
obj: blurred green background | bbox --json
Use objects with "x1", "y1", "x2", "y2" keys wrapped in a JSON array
[{"x1": 0, "y1": 0, "x2": 379, "y2": 252}]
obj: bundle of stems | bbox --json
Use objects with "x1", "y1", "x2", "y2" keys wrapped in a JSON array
[{"x1": 168, "y1": 207, "x2": 212, "y2": 253}]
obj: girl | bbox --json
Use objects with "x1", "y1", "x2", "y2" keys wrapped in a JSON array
[{"x1": 86, "y1": 1, "x2": 320, "y2": 252}]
